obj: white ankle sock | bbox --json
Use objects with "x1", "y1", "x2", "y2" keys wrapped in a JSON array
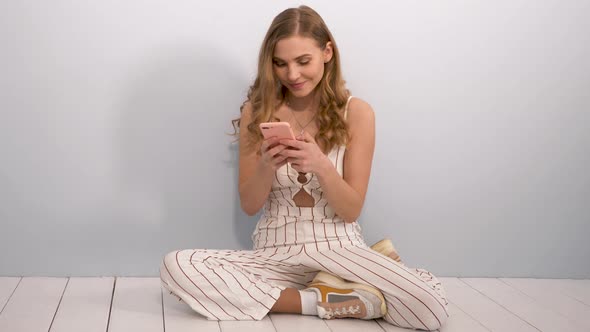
[{"x1": 299, "y1": 290, "x2": 318, "y2": 316}]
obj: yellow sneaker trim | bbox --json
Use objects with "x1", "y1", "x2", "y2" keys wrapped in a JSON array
[
  {"x1": 309, "y1": 271, "x2": 387, "y2": 315},
  {"x1": 307, "y1": 284, "x2": 355, "y2": 302}
]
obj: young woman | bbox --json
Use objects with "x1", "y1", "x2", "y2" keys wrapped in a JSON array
[{"x1": 160, "y1": 6, "x2": 448, "y2": 330}]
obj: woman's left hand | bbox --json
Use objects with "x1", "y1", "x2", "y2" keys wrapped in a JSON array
[{"x1": 279, "y1": 131, "x2": 332, "y2": 175}]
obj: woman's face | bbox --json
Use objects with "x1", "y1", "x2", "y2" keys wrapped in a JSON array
[{"x1": 273, "y1": 35, "x2": 333, "y2": 99}]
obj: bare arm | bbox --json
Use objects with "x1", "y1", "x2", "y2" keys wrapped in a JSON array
[
  {"x1": 238, "y1": 102, "x2": 289, "y2": 215},
  {"x1": 316, "y1": 98, "x2": 375, "y2": 222}
]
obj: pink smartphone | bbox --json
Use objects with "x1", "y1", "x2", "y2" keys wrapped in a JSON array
[{"x1": 259, "y1": 122, "x2": 296, "y2": 140}]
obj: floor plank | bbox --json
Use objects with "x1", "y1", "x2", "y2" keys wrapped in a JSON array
[
  {"x1": 0, "y1": 277, "x2": 21, "y2": 313},
  {"x1": 439, "y1": 277, "x2": 539, "y2": 332},
  {"x1": 501, "y1": 278, "x2": 590, "y2": 330},
  {"x1": 107, "y1": 277, "x2": 163, "y2": 332},
  {"x1": 376, "y1": 318, "x2": 414, "y2": 332},
  {"x1": 438, "y1": 301, "x2": 490, "y2": 332},
  {"x1": 49, "y1": 277, "x2": 114, "y2": 332},
  {"x1": 462, "y1": 278, "x2": 585, "y2": 332},
  {"x1": 369, "y1": 297, "x2": 491, "y2": 331},
  {"x1": 530, "y1": 279, "x2": 590, "y2": 306},
  {"x1": 219, "y1": 316, "x2": 276, "y2": 332},
  {"x1": 324, "y1": 318, "x2": 385, "y2": 332},
  {"x1": 0, "y1": 277, "x2": 67, "y2": 332},
  {"x1": 162, "y1": 286, "x2": 220, "y2": 332},
  {"x1": 269, "y1": 313, "x2": 330, "y2": 332},
  {"x1": 1, "y1": 276, "x2": 588, "y2": 332},
  {"x1": 561, "y1": 279, "x2": 590, "y2": 305}
]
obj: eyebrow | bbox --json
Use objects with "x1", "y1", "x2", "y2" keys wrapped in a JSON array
[{"x1": 272, "y1": 54, "x2": 312, "y2": 62}]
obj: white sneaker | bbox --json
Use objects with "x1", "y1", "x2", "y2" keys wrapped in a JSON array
[
  {"x1": 304, "y1": 271, "x2": 386, "y2": 320},
  {"x1": 371, "y1": 238, "x2": 404, "y2": 264}
]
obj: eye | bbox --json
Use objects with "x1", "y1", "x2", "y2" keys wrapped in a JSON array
[
  {"x1": 273, "y1": 61, "x2": 286, "y2": 67},
  {"x1": 299, "y1": 60, "x2": 310, "y2": 65}
]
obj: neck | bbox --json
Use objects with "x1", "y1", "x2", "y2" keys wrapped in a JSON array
[{"x1": 286, "y1": 91, "x2": 320, "y2": 112}]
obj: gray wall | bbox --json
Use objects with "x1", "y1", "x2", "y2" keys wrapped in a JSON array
[{"x1": 1, "y1": 1, "x2": 589, "y2": 278}]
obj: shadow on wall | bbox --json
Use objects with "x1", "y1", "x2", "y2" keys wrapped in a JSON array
[{"x1": 113, "y1": 43, "x2": 258, "y2": 263}]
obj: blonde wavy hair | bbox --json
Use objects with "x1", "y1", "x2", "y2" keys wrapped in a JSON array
[{"x1": 231, "y1": 5, "x2": 350, "y2": 153}]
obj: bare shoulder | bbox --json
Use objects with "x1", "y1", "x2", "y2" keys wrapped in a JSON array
[
  {"x1": 241, "y1": 100, "x2": 254, "y2": 120},
  {"x1": 239, "y1": 100, "x2": 256, "y2": 154},
  {"x1": 346, "y1": 97, "x2": 375, "y2": 130},
  {"x1": 239, "y1": 100, "x2": 257, "y2": 135}
]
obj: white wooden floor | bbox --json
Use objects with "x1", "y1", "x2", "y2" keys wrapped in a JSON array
[{"x1": 1, "y1": 277, "x2": 589, "y2": 332}]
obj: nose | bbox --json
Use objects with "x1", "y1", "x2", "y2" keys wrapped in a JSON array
[{"x1": 287, "y1": 65, "x2": 300, "y2": 82}]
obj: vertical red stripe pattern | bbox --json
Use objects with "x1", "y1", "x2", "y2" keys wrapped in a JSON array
[{"x1": 159, "y1": 96, "x2": 448, "y2": 329}]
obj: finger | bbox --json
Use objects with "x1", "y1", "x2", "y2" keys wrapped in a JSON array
[
  {"x1": 273, "y1": 154, "x2": 288, "y2": 166},
  {"x1": 267, "y1": 144, "x2": 287, "y2": 157},
  {"x1": 273, "y1": 152, "x2": 288, "y2": 161},
  {"x1": 279, "y1": 138, "x2": 304, "y2": 149},
  {"x1": 260, "y1": 140, "x2": 271, "y2": 152},
  {"x1": 279, "y1": 148, "x2": 304, "y2": 159},
  {"x1": 295, "y1": 132, "x2": 315, "y2": 145},
  {"x1": 276, "y1": 159, "x2": 289, "y2": 169},
  {"x1": 286, "y1": 157, "x2": 300, "y2": 166},
  {"x1": 263, "y1": 137, "x2": 281, "y2": 150}
]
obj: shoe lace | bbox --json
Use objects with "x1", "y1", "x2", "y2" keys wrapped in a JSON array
[{"x1": 323, "y1": 304, "x2": 361, "y2": 319}]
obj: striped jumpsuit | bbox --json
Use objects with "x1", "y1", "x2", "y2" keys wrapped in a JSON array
[{"x1": 160, "y1": 97, "x2": 449, "y2": 331}]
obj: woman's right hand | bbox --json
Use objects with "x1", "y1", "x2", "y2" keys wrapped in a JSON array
[{"x1": 259, "y1": 137, "x2": 289, "y2": 172}]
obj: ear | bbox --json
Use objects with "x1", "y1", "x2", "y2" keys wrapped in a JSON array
[{"x1": 323, "y1": 41, "x2": 334, "y2": 63}]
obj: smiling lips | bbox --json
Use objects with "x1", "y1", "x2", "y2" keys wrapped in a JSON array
[{"x1": 289, "y1": 81, "x2": 306, "y2": 90}]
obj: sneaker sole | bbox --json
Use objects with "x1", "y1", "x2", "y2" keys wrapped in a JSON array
[{"x1": 310, "y1": 271, "x2": 387, "y2": 316}]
